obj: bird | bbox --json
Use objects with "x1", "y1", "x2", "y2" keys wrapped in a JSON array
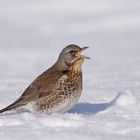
[{"x1": 0, "y1": 44, "x2": 90, "y2": 114}]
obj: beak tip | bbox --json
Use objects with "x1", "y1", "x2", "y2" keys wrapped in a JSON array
[
  {"x1": 82, "y1": 46, "x2": 89, "y2": 50},
  {"x1": 85, "y1": 56, "x2": 91, "y2": 59}
]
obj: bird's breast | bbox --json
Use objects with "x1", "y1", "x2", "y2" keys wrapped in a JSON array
[{"x1": 33, "y1": 70, "x2": 83, "y2": 113}]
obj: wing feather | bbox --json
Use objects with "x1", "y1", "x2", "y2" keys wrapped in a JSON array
[{"x1": 0, "y1": 67, "x2": 63, "y2": 113}]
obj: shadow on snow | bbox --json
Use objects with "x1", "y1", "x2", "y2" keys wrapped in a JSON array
[{"x1": 69, "y1": 92, "x2": 122, "y2": 115}]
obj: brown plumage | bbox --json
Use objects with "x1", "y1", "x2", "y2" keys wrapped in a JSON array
[{"x1": 0, "y1": 44, "x2": 90, "y2": 114}]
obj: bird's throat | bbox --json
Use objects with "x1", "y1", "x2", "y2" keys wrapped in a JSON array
[{"x1": 69, "y1": 64, "x2": 82, "y2": 74}]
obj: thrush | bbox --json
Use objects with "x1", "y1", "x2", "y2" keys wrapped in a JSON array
[{"x1": 0, "y1": 44, "x2": 90, "y2": 114}]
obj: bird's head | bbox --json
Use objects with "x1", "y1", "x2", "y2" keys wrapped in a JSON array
[{"x1": 55, "y1": 44, "x2": 90, "y2": 71}]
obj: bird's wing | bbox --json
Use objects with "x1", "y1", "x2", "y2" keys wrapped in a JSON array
[{"x1": 0, "y1": 68, "x2": 64, "y2": 113}]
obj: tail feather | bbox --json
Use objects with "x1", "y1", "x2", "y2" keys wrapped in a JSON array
[
  {"x1": 0, "y1": 105, "x2": 15, "y2": 114},
  {"x1": 0, "y1": 99, "x2": 26, "y2": 114}
]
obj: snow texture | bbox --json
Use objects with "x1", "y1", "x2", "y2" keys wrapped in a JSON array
[{"x1": 0, "y1": 0, "x2": 140, "y2": 140}]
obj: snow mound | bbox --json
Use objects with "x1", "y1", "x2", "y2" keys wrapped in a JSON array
[{"x1": 114, "y1": 90, "x2": 137, "y2": 107}]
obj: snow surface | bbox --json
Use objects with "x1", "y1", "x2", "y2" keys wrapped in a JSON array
[{"x1": 0, "y1": 0, "x2": 140, "y2": 140}]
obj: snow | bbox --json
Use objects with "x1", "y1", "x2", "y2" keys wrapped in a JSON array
[
  {"x1": 0, "y1": 0, "x2": 140, "y2": 140},
  {"x1": 114, "y1": 90, "x2": 137, "y2": 107}
]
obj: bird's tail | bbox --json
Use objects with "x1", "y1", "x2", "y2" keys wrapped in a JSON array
[
  {"x1": 0, "y1": 99, "x2": 26, "y2": 114},
  {"x1": 0, "y1": 106, "x2": 13, "y2": 113}
]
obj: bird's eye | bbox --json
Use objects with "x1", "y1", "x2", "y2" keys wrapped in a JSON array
[{"x1": 69, "y1": 50, "x2": 76, "y2": 55}]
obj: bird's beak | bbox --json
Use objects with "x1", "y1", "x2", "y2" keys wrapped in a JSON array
[{"x1": 79, "y1": 47, "x2": 91, "y2": 59}]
